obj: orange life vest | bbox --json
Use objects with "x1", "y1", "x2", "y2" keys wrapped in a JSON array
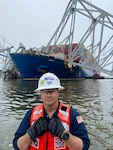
[{"x1": 28, "y1": 103, "x2": 71, "y2": 150}]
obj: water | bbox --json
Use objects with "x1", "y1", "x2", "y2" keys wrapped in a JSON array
[{"x1": 0, "y1": 78, "x2": 113, "y2": 150}]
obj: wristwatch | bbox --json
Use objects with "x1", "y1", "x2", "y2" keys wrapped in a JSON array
[{"x1": 62, "y1": 131, "x2": 69, "y2": 140}]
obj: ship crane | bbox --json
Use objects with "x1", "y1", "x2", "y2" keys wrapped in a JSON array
[{"x1": 44, "y1": 0, "x2": 113, "y2": 77}]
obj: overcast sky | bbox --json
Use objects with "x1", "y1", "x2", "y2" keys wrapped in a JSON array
[{"x1": 0, "y1": 0, "x2": 113, "y2": 49}]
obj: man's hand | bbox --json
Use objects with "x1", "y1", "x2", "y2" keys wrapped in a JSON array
[
  {"x1": 48, "y1": 116, "x2": 65, "y2": 138},
  {"x1": 27, "y1": 117, "x2": 48, "y2": 142}
]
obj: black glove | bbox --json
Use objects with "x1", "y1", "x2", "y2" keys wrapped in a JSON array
[
  {"x1": 48, "y1": 116, "x2": 65, "y2": 138},
  {"x1": 27, "y1": 117, "x2": 48, "y2": 142}
]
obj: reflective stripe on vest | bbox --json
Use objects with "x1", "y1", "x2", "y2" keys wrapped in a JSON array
[{"x1": 29, "y1": 103, "x2": 70, "y2": 150}]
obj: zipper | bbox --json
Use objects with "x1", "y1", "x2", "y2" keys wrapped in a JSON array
[{"x1": 46, "y1": 133, "x2": 48, "y2": 150}]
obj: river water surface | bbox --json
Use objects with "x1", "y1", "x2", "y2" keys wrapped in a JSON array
[{"x1": 0, "y1": 78, "x2": 113, "y2": 150}]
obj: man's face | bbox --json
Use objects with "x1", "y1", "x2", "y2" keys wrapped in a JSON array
[{"x1": 40, "y1": 89, "x2": 59, "y2": 106}]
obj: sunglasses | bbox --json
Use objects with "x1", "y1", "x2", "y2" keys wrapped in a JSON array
[{"x1": 40, "y1": 88, "x2": 58, "y2": 94}]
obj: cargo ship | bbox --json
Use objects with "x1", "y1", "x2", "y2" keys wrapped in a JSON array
[
  {"x1": 4, "y1": 0, "x2": 113, "y2": 79},
  {"x1": 10, "y1": 43, "x2": 100, "y2": 79}
]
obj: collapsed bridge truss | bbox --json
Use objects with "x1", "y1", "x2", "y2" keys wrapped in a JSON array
[{"x1": 45, "y1": 0, "x2": 113, "y2": 77}]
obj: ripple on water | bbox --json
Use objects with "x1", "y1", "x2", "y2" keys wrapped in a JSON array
[{"x1": 0, "y1": 79, "x2": 113, "y2": 149}]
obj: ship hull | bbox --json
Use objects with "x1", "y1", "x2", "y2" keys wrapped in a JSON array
[{"x1": 10, "y1": 53, "x2": 91, "y2": 79}]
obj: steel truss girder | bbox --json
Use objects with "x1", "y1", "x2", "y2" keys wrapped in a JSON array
[{"x1": 45, "y1": 0, "x2": 113, "y2": 76}]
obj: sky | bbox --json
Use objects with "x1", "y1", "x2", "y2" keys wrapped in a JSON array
[{"x1": 0, "y1": 0, "x2": 113, "y2": 50}]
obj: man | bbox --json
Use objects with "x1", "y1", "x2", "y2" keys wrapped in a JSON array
[{"x1": 13, "y1": 72, "x2": 90, "y2": 150}]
